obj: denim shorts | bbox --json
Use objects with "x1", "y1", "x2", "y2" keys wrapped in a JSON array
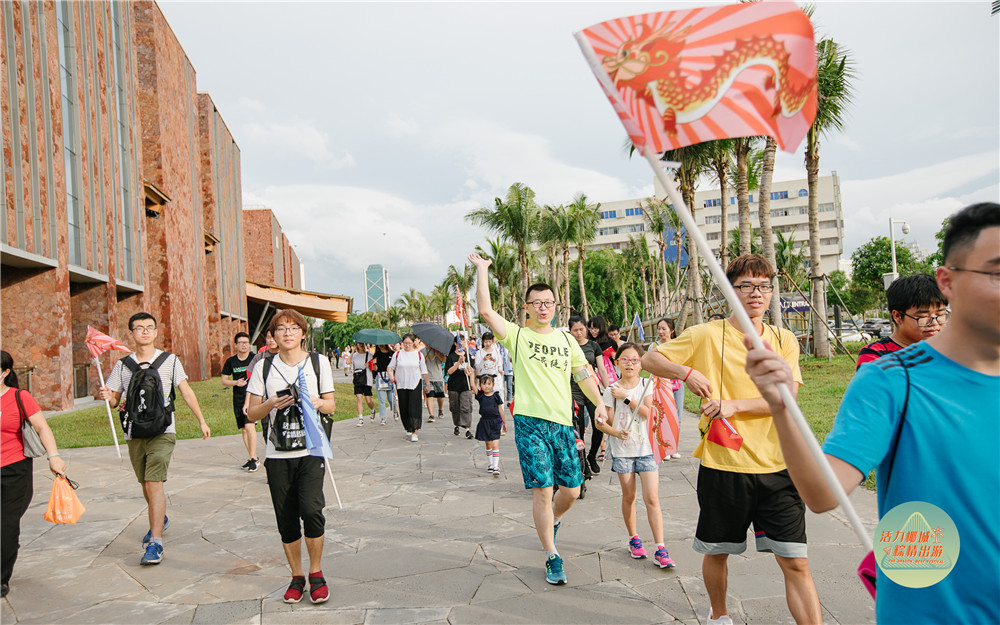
[
  {"x1": 513, "y1": 414, "x2": 583, "y2": 490},
  {"x1": 426, "y1": 380, "x2": 445, "y2": 398},
  {"x1": 611, "y1": 454, "x2": 658, "y2": 474}
]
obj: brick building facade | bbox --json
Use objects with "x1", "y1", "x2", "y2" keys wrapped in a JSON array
[
  {"x1": 243, "y1": 207, "x2": 301, "y2": 289},
  {"x1": 1, "y1": 0, "x2": 246, "y2": 410}
]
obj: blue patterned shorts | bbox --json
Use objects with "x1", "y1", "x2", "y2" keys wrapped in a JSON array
[{"x1": 513, "y1": 415, "x2": 583, "y2": 490}]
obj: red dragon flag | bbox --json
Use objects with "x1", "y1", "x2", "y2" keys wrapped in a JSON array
[
  {"x1": 85, "y1": 326, "x2": 131, "y2": 360},
  {"x1": 576, "y1": 2, "x2": 817, "y2": 153},
  {"x1": 648, "y1": 376, "x2": 679, "y2": 463},
  {"x1": 455, "y1": 288, "x2": 469, "y2": 329}
]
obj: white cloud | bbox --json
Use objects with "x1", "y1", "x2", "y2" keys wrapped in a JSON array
[
  {"x1": 237, "y1": 97, "x2": 265, "y2": 114},
  {"x1": 385, "y1": 113, "x2": 420, "y2": 138},
  {"x1": 242, "y1": 121, "x2": 355, "y2": 170},
  {"x1": 832, "y1": 135, "x2": 861, "y2": 151}
]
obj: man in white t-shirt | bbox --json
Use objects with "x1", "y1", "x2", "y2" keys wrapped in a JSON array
[
  {"x1": 247, "y1": 309, "x2": 336, "y2": 605},
  {"x1": 100, "y1": 312, "x2": 211, "y2": 567}
]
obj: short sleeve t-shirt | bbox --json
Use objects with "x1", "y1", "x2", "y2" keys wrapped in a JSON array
[
  {"x1": 475, "y1": 391, "x2": 503, "y2": 420},
  {"x1": 602, "y1": 381, "x2": 653, "y2": 459},
  {"x1": 475, "y1": 346, "x2": 503, "y2": 378},
  {"x1": 105, "y1": 350, "x2": 187, "y2": 440},
  {"x1": 655, "y1": 320, "x2": 801, "y2": 473},
  {"x1": 246, "y1": 353, "x2": 335, "y2": 460},
  {"x1": 855, "y1": 336, "x2": 903, "y2": 369},
  {"x1": 1, "y1": 388, "x2": 42, "y2": 467},
  {"x1": 571, "y1": 340, "x2": 602, "y2": 399},
  {"x1": 445, "y1": 352, "x2": 471, "y2": 393},
  {"x1": 221, "y1": 354, "x2": 253, "y2": 407},
  {"x1": 823, "y1": 342, "x2": 999, "y2": 624},
  {"x1": 351, "y1": 352, "x2": 372, "y2": 386},
  {"x1": 389, "y1": 350, "x2": 427, "y2": 390},
  {"x1": 421, "y1": 348, "x2": 445, "y2": 383},
  {"x1": 497, "y1": 320, "x2": 587, "y2": 427}
]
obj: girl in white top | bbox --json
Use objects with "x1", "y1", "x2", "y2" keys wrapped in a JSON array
[
  {"x1": 596, "y1": 342, "x2": 677, "y2": 570},
  {"x1": 473, "y1": 331, "x2": 505, "y2": 402},
  {"x1": 388, "y1": 334, "x2": 430, "y2": 442}
]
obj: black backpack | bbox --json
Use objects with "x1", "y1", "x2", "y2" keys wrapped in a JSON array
[
  {"x1": 121, "y1": 352, "x2": 175, "y2": 439},
  {"x1": 261, "y1": 352, "x2": 334, "y2": 450}
]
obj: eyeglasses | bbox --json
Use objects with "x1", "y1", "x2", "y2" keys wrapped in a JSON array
[
  {"x1": 902, "y1": 312, "x2": 949, "y2": 327},
  {"x1": 132, "y1": 326, "x2": 156, "y2": 334},
  {"x1": 947, "y1": 266, "x2": 1000, "y2": 286},
  {"x1": 527, "y1": 300, "x2": 557, "y2": 310},
  {"x1": 619, "y1": 357, "x2": 641, "y2": 364},
  {"x1": 735, "y1": 283, "x2": 774, "y2": 294},
  {"x1": 274, "y1": 326, "x2": 302, "y2": 336}
]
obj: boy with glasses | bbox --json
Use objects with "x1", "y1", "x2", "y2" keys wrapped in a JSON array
[
  {"x1": 99, "y1": 313, "x2": 211, "y2": 566},
  {"x1": 247, "y1": 309, "x2": 336, "y2": 604},
  {"x1": 641, "y1": 254, "x2": 820, "y2": 625},
  {"x1": 745, "y1": 202, "x2": 999, "y2": 624},
  {"x1": 856, "y1": 274, "x2": 948, "y2": 369},
  {"x1": 222, "y1": 332, "x2": 258, "y2": 471},
  {"x1": 469, "y1": 253, "x2": 608, "y2": 586}
]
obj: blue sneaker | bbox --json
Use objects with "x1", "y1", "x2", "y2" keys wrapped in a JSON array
[
  {"x1": 553, "y1": 520, "x2": 561, "y2": 545},
  {"x1": 545, "y1": 554, "x2": 567, "y2": 585},
  {"x1": 141, "y1": 516, "x2": 169, "y2": 548},
  {"x1": 140, "y1": 542, "x2": 163, "y2": 565}
]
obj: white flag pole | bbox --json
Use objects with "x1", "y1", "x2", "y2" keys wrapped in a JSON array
[
  {"x1": 93, "y1": 358, "x2": 122, "y2": 459},
  {"x1": 574, "y1": 31, "x2": 872, "y2": 553},
  {"x1": 325, "y1": 462, "x2": 343, "y2": 509}
]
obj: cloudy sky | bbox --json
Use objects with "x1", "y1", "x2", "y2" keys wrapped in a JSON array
[{"x1": 159, "y1": 1, "x2": 999, "y2": 305}]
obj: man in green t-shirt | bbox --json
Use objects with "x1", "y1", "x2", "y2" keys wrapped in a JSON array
[{"x1": 469, "y1": 253, "x2": 608, "y2": 587}]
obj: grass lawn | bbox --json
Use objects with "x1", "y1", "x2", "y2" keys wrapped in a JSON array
[{"x1": 47, "y1": 377, "x2": 363, "y2": 449}]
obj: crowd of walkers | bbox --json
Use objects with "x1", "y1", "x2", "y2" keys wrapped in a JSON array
[{"x1": 2, "y1": 203, "x2": 995, "y2": 624}]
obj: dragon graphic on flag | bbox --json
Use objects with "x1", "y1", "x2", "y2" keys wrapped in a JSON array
[
  {"x1": 648, "y1": 376, "x2": 679, "y2": 463},
  {"x1": 578, "y1": 2, "x2": 816, "y2": 153}
]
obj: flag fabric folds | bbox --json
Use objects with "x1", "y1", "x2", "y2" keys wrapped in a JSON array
[
  {"x1": 455, "y1": 289, "x2": 469, "y2": 329},
  {"x1": 297, "y1": 365, "x2": 333, "y2": 459},
  {"x1": 85, "y1": 326, "x2": 131, "y2": 360},
  {"x1": 648, "y1": 376, "x2": 679, "y2": 462},
  {"x1": 576, "y1": 2, "x2": 817, "y2": 153},
  {"x1": 632, "y1": 313, "x2": 645, "y2": 342},
  {"x1": 706, "y1": 416, "x2": 744, "y2": 451}
]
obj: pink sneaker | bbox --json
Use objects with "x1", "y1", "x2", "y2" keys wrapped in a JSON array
[
  {"x1": 654, "y1": 547, "x2": 676, "y2": 568},
  {"x1": 628, "y1": 536, "x2": 647, "y2": 559}
]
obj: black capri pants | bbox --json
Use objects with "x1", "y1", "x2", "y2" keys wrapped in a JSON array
[{"x1": 264, "y1": 455, "x2": 326, "y2": 544}]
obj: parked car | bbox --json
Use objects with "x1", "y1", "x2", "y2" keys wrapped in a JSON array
[{"x1": 859, "y1": 319, "x2": 892, "y2": 339}]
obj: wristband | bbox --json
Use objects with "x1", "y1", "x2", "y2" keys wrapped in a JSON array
[
  {"x1": 47, "y1": 453, "x2": 60, "y2": 459},
  {"x1": 683, "y1": 368, "x2": 693, "y2": 382}
]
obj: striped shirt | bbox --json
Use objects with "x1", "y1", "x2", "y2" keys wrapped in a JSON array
[{"x1": 855, "y1": 337, "x2": 904, "y2": 370}]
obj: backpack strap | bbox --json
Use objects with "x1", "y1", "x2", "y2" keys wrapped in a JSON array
[
  {"x1": 309, "y1": 351, "x2": 332, "y2": 395},
  {"x1": 882, "y1": 353, "x2": 911, "y2": 492},
  {"x1": 261, "y1": 354, "x2": 275, "y2": 399}
]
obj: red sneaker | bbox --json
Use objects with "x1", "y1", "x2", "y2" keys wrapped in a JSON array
[
  {"x1": 283, "y1": 576, "x2": 305, "y2": 603},
  {"x1": 309, "y1": 571, "x2": 329, "y2": 604}
]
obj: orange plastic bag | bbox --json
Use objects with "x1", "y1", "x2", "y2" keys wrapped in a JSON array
[{"x1": 44, "y1": 475, "x2": 85, "y2": 524}]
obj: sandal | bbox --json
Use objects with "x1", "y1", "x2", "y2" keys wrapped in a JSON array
[
  {"x1": 597, "y1": 451, "x2": 606, "y2": 461},
  {"x1": 308, "y1": 571, "x2": 329, "y2": 604},
  {"x1": 283, "y1": 576, "x2": 306, "y2": 603}
]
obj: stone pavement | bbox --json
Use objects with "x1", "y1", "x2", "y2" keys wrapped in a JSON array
[{"x1": 4, "y1": 383, "x2": 878, "y2": 624}]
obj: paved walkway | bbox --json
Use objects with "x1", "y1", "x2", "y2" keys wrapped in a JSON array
[{"x1": 4, "y1": 381, "x2": 878, "y2": 624}]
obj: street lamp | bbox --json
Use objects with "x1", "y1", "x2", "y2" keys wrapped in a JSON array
[{"x1": 883, "y1": 216, "x2": 911, "y2": 289}]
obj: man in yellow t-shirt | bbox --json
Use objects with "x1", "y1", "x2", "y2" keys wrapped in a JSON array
[
  {"x1": 469, "y1": 253, "x2": 608, "y2": 588},
  {"x1": 641, "y1": 254, "x2": 819, "y2": 625}
]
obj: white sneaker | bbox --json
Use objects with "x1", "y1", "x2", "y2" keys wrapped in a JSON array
[
  {"x1": 671, "y1": 453, "x2": 682, "y2": 459},
  {"x1": 356, "y1": 418, "x2": 364, "y2": 427},
  {"x1": 380, "y1": 419, "x2": 387, "y2": 425},
  {"x1": 410, "y1": 432, "x2": 419, "y2": 442},
  {"x1": 707, "y1": 610, "x2": 734, "y2": 625}
]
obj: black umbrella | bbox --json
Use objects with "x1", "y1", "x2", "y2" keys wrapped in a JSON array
[{"x1": 412, "y1": 322, "x2": 455, "y2": 356}]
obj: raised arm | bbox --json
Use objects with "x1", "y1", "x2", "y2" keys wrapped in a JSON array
[{"x1": 468, "y1": 253, "x2": 507, "y2": 340}]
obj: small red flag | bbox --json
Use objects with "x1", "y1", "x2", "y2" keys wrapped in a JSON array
[
  {"x1": 577, "y1": 2, "x2": 817, "y2": 153},
  {"x1": 85, "y1": 326, "x2": 131, "y2": 360},
  {"x1": 706, "y1": 417, "x2": 743, "y2": 451},
  {"x1": 455, "y1": 289, "x2": 468, "y2": 328}
]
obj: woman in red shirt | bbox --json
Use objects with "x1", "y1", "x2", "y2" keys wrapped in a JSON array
[{"x1": 1, "y1": 350, "x2": 67, "y2": 598}]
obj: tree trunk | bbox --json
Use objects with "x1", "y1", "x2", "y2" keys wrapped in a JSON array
[
  {"x1": 563, "y1": 246, "x2": 571, "y2": 325},
  {"x1": 718, "y1": 170, "x2": 729, "y2": 267},
  {"x1": 806, "y1": 147, "x2": 829, "y2": 357},
  {"x1": 736, "y1": 140, "x2": 752, "y2": 255},
  {"x1": 758, "y1": 137, "x2": 782, "y2": 329},
  {"x1": 642, "y1": 270, "x2": 650, "y2": 319},
  {"x1": 681, "y1": 185, "x2": 704, "y2": 325},
  {"x1": 676, "y1": 274, "x2": 692, "y2": 333},
  {"x1": 518, "y1": 247, "x2": 529, "y2": 325},
  {"x1": 577, "y1": 244, "x2": 590, "y2": 319},
  {"x1": 621, "y1": 287, "x2": 628, "y2": 329}
]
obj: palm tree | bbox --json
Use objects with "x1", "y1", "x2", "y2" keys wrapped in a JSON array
[
  {"x1": 774, "y1": 229, "x2": 808, "y2": 291},
  {"x1": 640, "y1": 197, "x2": 673, "y2": 315},
  {"x1": 757, "y1": 136, "x2": 783, "y2": 327},
  {"x1": 446, "y1": 263, "x2": 477, "y2": 323},
  {"x1": 727, "y1": 226, "x2": 762, "y2": 260},
  {"x1": 383, "y1": 305, "x2": 404, "y2": 332},
  {"x1": 805, "y1": 37, "x2": 856, "y2": 357},
  {"x1": 537, "y1": 204, "x2": 576, "y2": 325},
  {"x1": 429, "y1": 281, "x2": 453, "y2": 326},
  {"x1": 567, "y1": 192, "x2": 601, "y2": 319},
  {"x1": 732, "y1": 137, "x2": 762, "y2": 256},
  {"x1": 608, "y1": 250, "x2": 633, "y2": 327},
  {"x1": 395, "y1": 289, "x2": 426, "y2": 326},
  {"x1": 466, "y1": 182, "x2": 539, "y2": 324},
  {"x1": 662, "y1": 145, "x2": 710, "y2": 329},
  {"x1": 474, "y1": 237, "x2": 517, "y2": 319},
  {"x1": 705, "y1": 139, "x2": 735, "y2": 266}
]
